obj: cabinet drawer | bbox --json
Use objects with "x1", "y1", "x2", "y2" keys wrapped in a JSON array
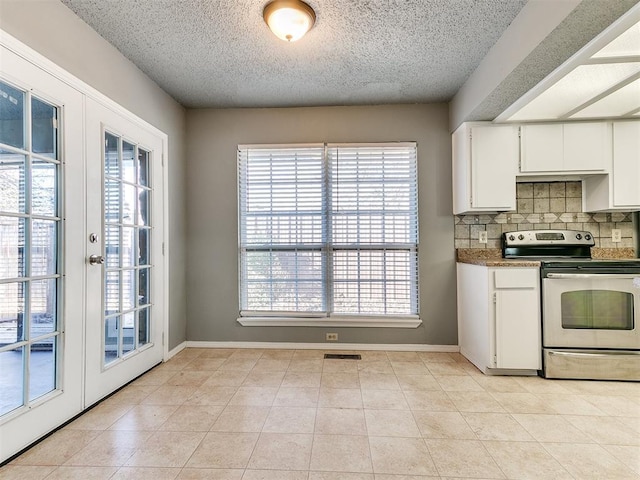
[{"x1": 493, "y1": 268, "x2": 538, "y2": 289}]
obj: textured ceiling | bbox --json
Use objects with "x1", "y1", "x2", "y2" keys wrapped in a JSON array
[{"x1": 59, "y1": 0, "x2": 528, "y2": 109}]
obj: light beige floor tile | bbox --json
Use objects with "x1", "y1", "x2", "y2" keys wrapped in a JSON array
[
  {"x1": 0, "y1": 465, "x2": 56, "y2": 479},
  {"x1": 281, "y1": 371, "x2": 322, "y2": 388},
  {"x1": 310, "y1": 434, "x2": 372, "y2": 473},
  {"x1": 166, "y1": 370, "x2": 213, "y2": 387},
  {"x1": 434, "y1": 375, "x2": 484, "y2": 392},
  {"x1": 247, "y1": 433, "x2": 313, "y2": 470},
  {"x1": 514, "y1": 376, "x2": 573, "y2": 394},
  {"x1": 242, "y1": 370, "x2": 285, "y2": 387},
  {"x1": 403, "y1": 390, "x2": 457, "y2": 412},
  {"x1": 373, "y1": 475, "x2": 438, "y2": 480},
  {"x1": 318, "y1": 388, "x2": 363, "y2": 408},
  {"x1": 176, "y1": 468, "x2": 243, "y2": 479},
  {"x1": 219, "y1": 358, "x2": 259, "y2": 372},
  {"x1": 357, "y1": 361, "x2": 394, "y2": 375},
  {"x1": 158, "y1": 404, "x2": 223, "y2": 431},
  {"x1": 197, "y1": 348, "x2": 237, "y2": 359},
  {"x1": 160, "y1": 357, "x2": 194, "y2": 371},
  {"x1": 141, "y1": 385, "x2": 197, "y2": 405},
  {"x1": 308, "y1": 473, "x2": 373, "y2": 480},
  {"x1": 263, "y1": 406, "x2": 317, "y2": 433},
  {"x1": 315, "y1": 407, "x2": 367, "y2": 435},
  {"x1": 43, "y1": 466, "x2": 117, "y2": 479},
  {"x1": 202, "y1": 370, "x2": 248, "y2": 387},
  {"x1": 369, "y1": 436, "x2": 437, "y2": 476},
  {"x1": 261, "y1": 349, "x2": 295, "y2": 360},
  {"x1": 472, "y1": 375, "x2": 528, "y2": 393},
  {"x1": 445, "y1": 391, "x2": 505, "y2": 413},
  {"x1": 461, "y1": 412, "x2": 534, "y2": 441},
  {"x1": 358, "y1": 373, "x2": 401, "y2": 390},
  {"x1": 243, "y1": 470, "x2": 308, "y2": 480},
  {"x1": 581, "y1": 395, "x2": 640, "y2": 417},
  {"x1": 228, "y1": 387, "x2": 278, "y2": 406},
  {"x1": 110, "y1": 466, "x2": 181, "y2": 480},
  {"x1": 365, "y1": 409, "x2": 421, "y2": 437},
  {"x1": 565, "y1": 415, "x2": 640, "y2": 445},
  {"x1": 413, "y1": 411, "x2": 476, "y2": 440},
  {"x1": 183, "y1": 357, "x2": 226, "y2": 371},
  {"x1": 322, "y1": 359, "x2": 359, "y2": 373},
  {"x1": 512, "y1": 414, "x2": 594, "y2": 443},
  {"x1": 228, "y1": 349, "x2": 264, "y2": 360},
  {"x1": 358, "y1": 351, "x2": 390, "y2": 362},
  {"x1": 483, "y1": 441, "x2": 572, "y2": 480},
  {"x1": 396, "y1": 375, "x2": 442, "y2": 392},
  {"x1": 124, "y1": 431, "x2": 205, "y2": 467},
  {"x1": 273, "y1": 387, "x2": 319, "y2": 407},
  {"x1": 251, "y1": 358, "x2": 291, "y2": 372},
  {"x1": 386, "y1": 352, "x2": 421, "y2": 362},
  {"x1": 132, "y1": 368, "x2": 178, "y2": 386},
  {"x1": 425, "y1": 439, "x2": 504, "y2": 479},
  {"x1": 535, "y1": 393, "x2": 606, "y2": 415},
  {"x1": 64, "y1": 403, "x2": 133, "y2": 430},
  {"x1": 64, "y1": 430, "x2": 153, "y2": 466},
  {"x1": 292, "y1": 350, "x2": 326, "y2": 360},
  {"x1": 172, "y1": 349, "x2": 205, "y2": 361},
  {"x1": 211, "y1": 405, "x2": 270, "y2": 432},
  {"x1": 185, "y1": 432, "x2": 259, "y2": 469},
  {"x1": 542, "y1": 442, "x2": 638, "y2": 479},
  {"x1": 13, "y1": 429, "x2": 101, "y2": 466},
  {"x1": 361, "y1": 389, "x2": 409, "y2": 410},
  {"x1": 109, "y1": 405, "x2": 179, "y2": 431},
  {"x1": 321, "y1": 372, "x2": 360, "y2": 389},
  {"x1": 184, "y1": 385, "x2": 237, "y2": 406},
  {"x1": 286, "y1": 358, "x2": 323, "y2": 372},
  {"x1": 391, "y1": 361, "x2": 430, "y2": 375},
  {"x1": 603, "y1": 445, "x2": 640, "y2": 475},
  {"x1": 418, "y1": 352, "x2": 456, "y2": 364},
  {"x1": 426, "y1": 363, "x2": 469, "y2": 376},
  {"x1": 561, "y1": 379, "x2": 640, "y2": 396},
  {"x1": 490, "y1": 392, "x2": 557, "y2": 414},
  {"x1": 103, "y1": 385, "x2": 159, "y2": 405}
]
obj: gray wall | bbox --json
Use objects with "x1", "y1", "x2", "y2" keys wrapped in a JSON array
[
  {"x1": 0, "y1": 0, "x2": 188, "y2": 349},
  {"x1": 186, "y1": 104, "x2": 457, "y2": 345}
]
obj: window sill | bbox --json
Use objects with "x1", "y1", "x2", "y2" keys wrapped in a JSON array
[{"x1": 236, "y1": 316, "x2": 422, "y2": 328}]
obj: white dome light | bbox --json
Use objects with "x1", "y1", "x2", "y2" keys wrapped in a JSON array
[{"x1": 263, "y1": 0, "x2": 316, "y2": 42}]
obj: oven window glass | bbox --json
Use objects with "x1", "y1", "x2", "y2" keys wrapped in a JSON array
[{"x1": 561, "y1": 290, "x2": 634, "y2": 330}]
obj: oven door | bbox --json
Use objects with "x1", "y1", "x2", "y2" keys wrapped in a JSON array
[{"x1": 543, "y1": 273, "x2": 640, "y2": 349}]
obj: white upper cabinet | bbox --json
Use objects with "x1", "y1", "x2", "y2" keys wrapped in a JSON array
[
  {"x1": 520, "y1": 122, "x2": 610, "y2": 174},
  {"x1": 452, "y1": 123, "x2": 519, "y2": 214},
  {"x1": 584, "y1": 121, "x2": 640, "y2": 211}
]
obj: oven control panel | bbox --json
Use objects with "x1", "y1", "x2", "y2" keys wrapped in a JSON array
[{"x1": 503, "y1": 229, "x2": 595, "y2": 247}]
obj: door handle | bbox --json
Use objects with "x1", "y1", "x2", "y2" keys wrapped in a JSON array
[{"x1": 88, "y1": 254, "x2": 105, "y2": 265}]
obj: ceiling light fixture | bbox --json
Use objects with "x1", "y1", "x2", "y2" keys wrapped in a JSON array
[{"x1": 263, "y1": 0, "x2": 316, "y2": 42}]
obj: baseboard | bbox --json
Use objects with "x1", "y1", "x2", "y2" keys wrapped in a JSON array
[
  {"x1": 167, "y1": 341, "x2": 187, "y2": 359},
  {"x1": 186, "y1": 341, "x2": 459, "y2": 352}
]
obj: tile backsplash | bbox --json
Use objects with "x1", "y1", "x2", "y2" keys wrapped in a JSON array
[{"x1": 454, "y1": 181, "x2": 635, "y2": 249}]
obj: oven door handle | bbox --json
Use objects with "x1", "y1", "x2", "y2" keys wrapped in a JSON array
[
  {"x1": 545, "y1": 273, "x2": 640, "y2": 279},
  {"x1": 548, "y1": 350, "x2": 640, "y2": 358}
]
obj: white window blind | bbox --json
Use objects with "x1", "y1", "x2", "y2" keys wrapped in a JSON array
[{"x1": 238, "y1": 143, "x2": 418, "y2": 321}]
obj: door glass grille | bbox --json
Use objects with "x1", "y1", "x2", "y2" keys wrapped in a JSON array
[
  {"x1": 0, "y1": 79, "x2": 60, "y2": 416},
  {"x1": 103, "y1": 131, "x2": 152, "y2": 365}
]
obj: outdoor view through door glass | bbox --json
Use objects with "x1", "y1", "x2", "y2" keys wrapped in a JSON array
[{"x1": 0, "y1": 80, "x2": 60, "y2": 416}]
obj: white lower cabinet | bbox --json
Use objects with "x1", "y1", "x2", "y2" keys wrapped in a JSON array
[{"x1": 457, "y1": 263, "x2": 541, "y2": 374}]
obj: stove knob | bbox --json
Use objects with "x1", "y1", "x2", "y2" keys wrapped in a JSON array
[
  {"x1": 575, "y1": 233, "x2": 582, "y2": 240},
  {"x1": 517, "y1": 234, "x2": 524, "y2": 241},
  {"x1": 585, "y1": 234, "x2": 592, "y2": 241},
  {"x1": 508, "y1": 235, "x2": 515, "y2": 241}
]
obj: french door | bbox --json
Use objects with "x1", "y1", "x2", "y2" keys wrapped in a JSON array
[
  {"x1": 84, "y1": 98, "x2": 165, "y2": 407},
  {"x1": 0, "y1": 41, "x2": 166, "y2": 461},
  {"x1": 0, "y1": 46, "x2": 84, "y2": 461}
]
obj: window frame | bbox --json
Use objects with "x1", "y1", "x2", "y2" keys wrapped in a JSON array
[{"x1": 237, "y1": 142, "x2": 421, "y2": 328}]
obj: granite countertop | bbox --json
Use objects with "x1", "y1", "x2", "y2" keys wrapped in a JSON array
[{"x1": 456, "y1": 247, "x2": 637, "y2": 267}]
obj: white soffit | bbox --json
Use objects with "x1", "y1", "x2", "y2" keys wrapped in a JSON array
[{"x1": 497, "y1": 4, "x2": 640, "y2": 122}]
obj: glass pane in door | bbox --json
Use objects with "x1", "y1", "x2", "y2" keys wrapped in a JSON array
[
  {"x1": 102, "y1": 133, "x2": 152, "y2": 364},
  {"x1": 561, "y1": 290, "x2": 634, "y2": 330},
  {"x1": 0, "y1": 81, "x2": 60, "y2": 418}
]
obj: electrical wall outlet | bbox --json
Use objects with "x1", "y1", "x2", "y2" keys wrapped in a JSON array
[
  {"x1": 479, "y1": 231, "x2": 488, "y2": 244},
  {"x1": 612, "y1": 229, "x2": 622, "y2": 243},
  {"x1": 326, "y1": 333, "x2": 338, "y2": 341}
]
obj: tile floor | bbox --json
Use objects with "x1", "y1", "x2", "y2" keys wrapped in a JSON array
[{"x1": 2, "y1": 347, "x2": 639, "y2": 479}]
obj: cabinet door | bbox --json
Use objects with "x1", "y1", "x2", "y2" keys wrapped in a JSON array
[
  {"x1": 563, "y1": 122, "x2": 609, "y2": 171},
  {"x1": 470, "y1": 125, "x2": 518, "y2": 210},
  {"x1": 612, "y1": 122, "x2": 640, "y2": 207},
  {"x1": 520, "y1": 124, "x2": 563, "y2": 172}
]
